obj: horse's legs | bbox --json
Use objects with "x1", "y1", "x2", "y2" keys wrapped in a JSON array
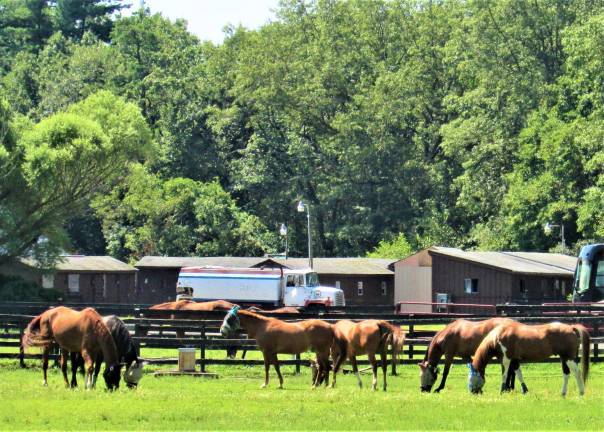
[
  {"x1": 434, "y1": 355, "x2": 454, "y2": 393},
  {"x1": 566, "y1": 359, "x2": 585, "y2": 396},
  {"x1": 368, "y1": 353, "x2": 378, "y2": 391},
  {"x1": 81, "y1": 350, "x2": 94, "y2": 390},
  {"x1": 513, "y1": 363, "x2": 528, "y2": 394},
  {"x1": 69, "y1": 352, "x2": 79, "y2": 388},
  {"x1": 380, "y1": 346, "x2": 388, "y2": 391},
  {"x1": 500, "y1": 355, "x2": 511, "y2": 393},
  {"x1": 261, "y1": 354, "x2": 270, "y2": 388},
  {"x1": 60, "y1": 349, "x2": 69, "y2": 387},
  {"x1": 42, "y1": 346, "x2": 49, "y2": 387},
  {"x1": 560, "y1": 359, "x2": 571, "y2": 396},
  {"x1": 330, "y1": 344, "x2": 346, "y2": 389},
  {"x1": 92, "y1": 356, "x2": 103, "y2": 389},
  {"x1": 271, "y1": 354, "x2": 284, "y2": 389},
  {"x1": 351, "y1": 356, "x2": 362, "y2": 389}
]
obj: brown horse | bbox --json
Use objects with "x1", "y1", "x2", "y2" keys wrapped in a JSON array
[
  {"x1": 330, "y1": 320, "x2": 405, "y2": 391},
  {"x1": 22, "y1": 306, "x2": 121, "y2": 390},
  {"x1": 220, "y1": 306, "x2": 334, "y2": 388},
  {"x1": 149, "y1": 299, "x2": 237, "y2": 337},
  {"x1": 247, "y1": 306, "x2": 301, "y2": 314},
  {"x1": 469, "y1": 321, "x2": 590, "y2": 396},
  {"x1": 418, "y1": 317, "x2": 520, "y2": 392}
]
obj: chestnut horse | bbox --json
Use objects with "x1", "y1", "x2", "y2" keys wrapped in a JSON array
[
  {"x1": 22, "y1": 306, "x2": 121, "y2": 390},
  {"x1": 70, "y1": 315, "x2": 145, "y2": 389},
  {"x1": 468, "y1": 321, "x2": 590, "y2": 396},
  {"x1": 330, "y1": 320, "x2": 405, "y2": 391},
  {"x1": 418, "y1": 317, "x2": 521, "y2": 392},
  {"x1": 220, "y1": 306, "x2": 334, "y2": 388},
  {"x1": 238, "y1": 306, "x2": 301, "y2": 359}
]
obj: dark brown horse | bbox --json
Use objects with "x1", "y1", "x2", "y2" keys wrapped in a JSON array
[
  {"x1": 469, "y1": 321, "x2": 590, "y2": 396},
  {"x1": 70, "y1": 315, "x2": 145, "y2": 389},
  {"x1": 418, "y1": 317, "x2": 520, "y2": 392},
  {"x1": 220, "y1": 306, "x2": 334, "y2": 388},
  {"x1": 330, "y1": 320, "x2": 405, "y2": 391},
  {"x1": 22, "y1": 306, "x2": 121, "y2": 390}
]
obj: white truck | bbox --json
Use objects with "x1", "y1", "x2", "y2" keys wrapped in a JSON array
[{"x1": 176, "y1": 266, "x2": 345, "y2": 310}]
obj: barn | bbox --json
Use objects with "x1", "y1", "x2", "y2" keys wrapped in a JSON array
[
  {"x1": 134, "y1": 256, "x2": 395, "y2": 306},
  {"x1": 1, "y1": 255, "x2": 137, "y2": 303},
  {"x1": 394, "y1": 247, "x2": 577, "y2": 313}
]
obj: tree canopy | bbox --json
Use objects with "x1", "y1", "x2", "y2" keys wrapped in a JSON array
[{"x1": 2, "y1": 0, "x2": 604, "y2": 265}]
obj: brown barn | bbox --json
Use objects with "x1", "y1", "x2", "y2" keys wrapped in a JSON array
[
  {"x1": 1, "y1": 256, "x2": 137, "y2": 303},
  {"x1": 395, "y1": 247, "x2": 577, "y2": 313},
  {"x1": 134, "y1": 256, "x2": 395, "y2": 306}
]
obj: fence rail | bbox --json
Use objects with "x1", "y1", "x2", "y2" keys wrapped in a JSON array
[{"x1": 1, "y1": 311, "x2": 601, "y2": 372}]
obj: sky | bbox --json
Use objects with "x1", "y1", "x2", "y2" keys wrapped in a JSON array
[{"x1": 126, "y1": 0, "x2": 280, "y2": 44}]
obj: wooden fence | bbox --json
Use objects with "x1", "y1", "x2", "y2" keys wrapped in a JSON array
[{"x1": 1, "y1": 309, "x2": 602, "y2": 373}]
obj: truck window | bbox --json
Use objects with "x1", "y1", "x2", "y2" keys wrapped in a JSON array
[
  {"x1": 286, "y1": 275, "x2": 296, "y2": 287},
  {"x1": 297, "y1": 275, "x2": 304, "y2": 287},
  {"x1": 306, "y1": 273, "x2": 319, "y2": 287}
]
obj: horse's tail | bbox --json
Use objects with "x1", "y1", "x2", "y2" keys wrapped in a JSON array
[
  {"x1": 377, "y1": 321, "x2": 406, "y2": 366},
  {"x1": 22, "y1": 313, "x2": 53, "y2": 350},
  {"x1": 573, "y1": 324, "x2": 590, "y2": 384}
]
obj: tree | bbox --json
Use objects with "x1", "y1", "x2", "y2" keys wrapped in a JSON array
[
  {"x1": 0, "y1": 90, "x2": 153, "y2": 264},
  {"x1": 53, "y1": 0, "x2": 128, "y2": 41},
  {"x1": 366, "y1": 233, "x2": 415, "y2": 259}
]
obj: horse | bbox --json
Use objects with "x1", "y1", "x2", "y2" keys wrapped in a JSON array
[
  {"x1": 22, "y1": 306, "x2": 121, "y2": 390},
  {"x1": 418, "y1": 317, "x2": 521, "y2": 392},
  {"x1": 220, "y1": 306, "x2": 334, "y2": 388},
  {"x1": 329, "y1": 320, "x2": 405, "y2": 391},
  {"x1": 70, "y1": 315, "x2": 145, "y2": 389},
  {"x1": 468, "y1": 321, "x2": 590, "y2": 396}
]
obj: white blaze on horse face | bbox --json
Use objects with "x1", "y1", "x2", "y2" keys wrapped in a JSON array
[{"x1": 419, "y1": 363, "x2": 436, "y2": 390}]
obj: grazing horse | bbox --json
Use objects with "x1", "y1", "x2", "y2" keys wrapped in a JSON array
[
  {"x1": 70, "y1": 315, "x2": 145, "y2": 389},
  {"x1": 330, "y1": 320, "x2": 405, "y2": 391},
  {"x1": 418, "y1": 318, "x2": 521, "y2": 392},
  {"x1": 22, "y1": 306, "x2": 121, "y2": 390},
  {"x1": 220, "y1": 307, "x2": 334, "y2": 388},
  {"x1": 468, "y1": 321, "x2": 590, "y2": 396}
]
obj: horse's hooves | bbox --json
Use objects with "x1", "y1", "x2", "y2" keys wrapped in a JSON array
[{"x1": 261, "y1": 384, "x2": 267, "y2": 389}]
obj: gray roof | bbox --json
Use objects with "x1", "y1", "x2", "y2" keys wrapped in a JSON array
[
  {"x1": 428, "y1": 247, "x2": 576, "y2": 276},
  {"x1": 136, "y1": 256, "x2": 394, "y2": 275},
  {"x1": 21, "y1": 256, "x2": 136, "y2": 273},
  {"x1": 135, "y1": 256, "x2": 269, "y2": 269},
  {"x1": 265, "y1": 258, "x2": 395, "y2": 275}
]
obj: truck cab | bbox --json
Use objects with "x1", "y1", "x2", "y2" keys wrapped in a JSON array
[
  {"x1": 283, "y1": 269, "x2": 345, "y2": 308},
  {"x1": 572, "y1": 244, "x2": 604, "y2": 303}
]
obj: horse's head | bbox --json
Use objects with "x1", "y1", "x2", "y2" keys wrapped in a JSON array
[
  {"x1": 124, "y1": 360, "x2": 146, "y2": 389},
  {"x1": 220, "y1": 306, "x2": 241, "y2": 337},
  {"x1": 418, "y1": 361, "x2": 439, "y2": 392},
  {"x1": 467, "y1": 363, "x2": 484, "y2": 394},
  {"x1": 103, "y1": 363, "x2": 122, "y2": 391}
]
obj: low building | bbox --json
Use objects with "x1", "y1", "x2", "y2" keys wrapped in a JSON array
[
  {"x1": 394, "y1": 247, "x2": 577, "y2": 313},
  {"x1": 135, "y1": 256, "x2": 395, "y2": 306},
  {"x1": 1, "y1": 255, "x2": 137, "y2": 303}
]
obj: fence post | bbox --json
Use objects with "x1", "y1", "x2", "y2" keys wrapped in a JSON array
[
  {"x1": 295, "y1": 353, "x2": 301, "y2": 374},
  {"x1": 408, "y1": 324, "x2": 415, "y2": 360},
  {"x1": 593, "y1": 319, "x2": 600, "y2": 362},
  {"x1": 199, "y1": 324, "x2": 206, "y2": 373},
  {"x1": 19, "y1": 318, "x2": 25, "y2": 368}
]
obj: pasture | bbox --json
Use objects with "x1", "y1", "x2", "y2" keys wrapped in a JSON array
[{"x1": 1, "y1": 357, "x2": 602, "y2": 430}]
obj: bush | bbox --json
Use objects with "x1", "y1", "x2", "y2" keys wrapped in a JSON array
[{"x1": 0, "y1": 274, "x2": 62, "y2": 301}]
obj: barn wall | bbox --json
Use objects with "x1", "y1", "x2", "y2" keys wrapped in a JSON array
[
  {"x1": 136, "y1": 268, "x2": 180, "y2": 304},
  {"x1": 431, "y1": 255, "x2": 513, "y2": 313},
  {"x1": 394, "y1": 265, "x2": 432, "y2": 313},
  {"x1": 319, "y1": 274, "x2": 394, "y2": 306}
]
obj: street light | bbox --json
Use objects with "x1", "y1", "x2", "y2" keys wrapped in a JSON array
[
  {"x1": 297, "y1": 200, "x2": 313, "y2": 269},
  {"x1": 279, "y1": 223, "x2": 288, "y2": 259},
  {"x1": 544, "y1": 221, "x2": 566, "y2": 252}
]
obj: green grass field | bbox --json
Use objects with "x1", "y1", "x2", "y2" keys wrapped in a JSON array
[{"x1": 0, "y1": 355, "x2": 602, "y2": 431}]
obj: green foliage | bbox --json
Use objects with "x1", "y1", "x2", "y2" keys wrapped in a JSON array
[
  {"x1": 367, "y1": 233, "x2": 415, "y2": 259},
  {"x1": 0, "y1": 273, "x2": 61, "y2": 301}
]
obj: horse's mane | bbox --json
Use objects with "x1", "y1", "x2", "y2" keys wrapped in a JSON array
[
  {"x1": 472, "y1": 327, "x2": 501, "y2": 372},
  {"x1": 105, "y1": 315, "x2": 137, "y2": 363}
]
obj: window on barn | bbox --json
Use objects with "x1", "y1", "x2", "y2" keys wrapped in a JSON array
[
  {"x1": 102, "y1": 274, "x2": 107, "y2": 299},
  {"x1": 464, "y1": 278, "x2": 478, "y2": 294},
  {"x1": 381, "y1": 281, "x2": 387, "y2": 296},
  {"x1": 519, "y1": 279, "x2": 528, "y2": 299},
  {"x1": 357, "y1": 281, "x2": 364, "y2": 296},
  {"x1": 42, "y1": 274, "x2": 54, "y2": 289},
  {"x1": 68, "y1": 274, "x2": 80, "y2": 293},
  {"x1": 335, "y1": 281, "x2": 341, "y2": 289}
]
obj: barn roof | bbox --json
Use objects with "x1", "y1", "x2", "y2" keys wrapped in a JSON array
[
  {"x1": 135, "y1": 256, "x2": 395, "y2": 276},
  {"x1": 135, "y1": 256, "x2": 270, "y2": 269},
  {"x1": 428, "y1": 247, "x2": 576, "y2": 276},
  {"x1": 21, "y1": 255, "x2": 136, "y2": 273},
  {"x1": 261, "y1": 258, "x2": 395, "y2": 275}
]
